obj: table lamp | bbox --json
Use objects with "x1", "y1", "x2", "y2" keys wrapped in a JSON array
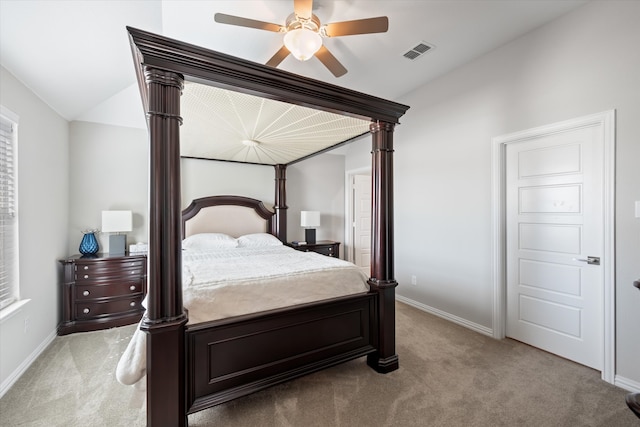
[
  {"x1": 102, "y1": 210, "x2": 132, "y2": 255},
  {"x1": 301, "y1": 211, "x2": 320, "y2": 244}
]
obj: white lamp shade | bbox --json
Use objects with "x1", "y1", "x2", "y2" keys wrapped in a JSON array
[
  {"x1": 284, "y1": 28, "x2": 322, "y2": 61},
  {"x1": 101, "y1": 210, "x2": 132, "y2": 233},
  {"x1": 301, "y1": 211, "x2": 320, "y2": 228}
]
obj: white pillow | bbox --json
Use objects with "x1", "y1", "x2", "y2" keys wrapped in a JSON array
[
  {"x1": 237, "y1": 233, "x2": 282, "y2": 248},
  {"x1": 182, "y1": 233, "x2": 238, "y2": 251}
]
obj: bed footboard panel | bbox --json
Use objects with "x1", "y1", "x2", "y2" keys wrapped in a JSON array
[{"x1": 186, "y1": 293, "x2": 377, "y2": 414}]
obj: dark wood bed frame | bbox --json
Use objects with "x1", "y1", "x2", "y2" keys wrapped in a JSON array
[
  {"x1": 126, "y1": 27, "x2": 409, "y2": 426},
  {"x1": 181, "y1": 194, "x2": 377, "y2": 414}
]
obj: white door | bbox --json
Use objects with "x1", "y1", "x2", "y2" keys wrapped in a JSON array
[
  {"x1": 506, "y1": 124, "x2": 604, "y2": 370},
  {"x1": 353, "y1": 174, "x2": 371, "y2": 275}
]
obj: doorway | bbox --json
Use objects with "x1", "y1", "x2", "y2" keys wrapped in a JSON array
[
  {"x1": 491, "y1": 111, "x2": 615, "y2": 382},
  {"x1": 345, "y1": 167, "x2": 371, "y2": 275}
]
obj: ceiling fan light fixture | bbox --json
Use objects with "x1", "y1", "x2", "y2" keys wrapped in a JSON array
[
  {"x1": 214, "y1": 9, "x2": 388, "y2": 76},
  {"x1": 284, "y1": 28, "x2": 322, "y2": 61}
]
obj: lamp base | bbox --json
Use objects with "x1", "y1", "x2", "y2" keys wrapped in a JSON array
[
  {"x1": 109, "y1": 234, "x2": 127, "y2": 255},
  {"x1": 305, "y1": 229, "x2": 316, "y2": 244}
]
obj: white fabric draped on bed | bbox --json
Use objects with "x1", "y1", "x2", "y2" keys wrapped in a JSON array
[{"x1": 116, "y1": 237, "x2": 369, "y2": 387}]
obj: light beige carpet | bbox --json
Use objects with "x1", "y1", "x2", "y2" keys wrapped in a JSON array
[{"x1": 1, "y1": 302, "x2": 636, "y2": 426}]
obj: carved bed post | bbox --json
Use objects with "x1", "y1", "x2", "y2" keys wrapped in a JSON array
[
  {"x1": 141, "y1": 67, "x2": 189, "y2": 427},
  {"x1": 367, "y1": 121, "x2": 399, "y2": 373},
  {"x1": 274, "y1": 164, "x2": 288, "y2": 242}
]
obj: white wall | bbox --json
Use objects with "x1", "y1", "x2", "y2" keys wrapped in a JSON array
[
  {"x1": 287, "y1": 154, "x2": 346, "y2": 249},
  {"x1": 0, "y1": 66, "x2": 69, "y2": 393},
  {"x1": 68, "y1": 122, "x2": 148, "y2": 255},
  {"x1": 181, "y1": 158, "x2": 275, "y2": 210},
  {"x1": 346, "y1": 1, "x2": 640, "y2": 387}
]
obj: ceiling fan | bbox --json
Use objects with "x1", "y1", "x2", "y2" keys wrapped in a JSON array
[{"x1": 214, "y1": 0, "x2": 389, "y2": 77}]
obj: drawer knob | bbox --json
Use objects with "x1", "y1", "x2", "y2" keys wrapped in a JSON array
[
  {"x1": 83, "y1": 308, "x2": 90, "y2": 314},
  {"x1": 83, "y1": 266, "x2": 89, "y2": 270},
  {"x1": 83, "y1": 274, "x2": 89, "y2": 279},
  {"x1": 129, "y1": 285, "x2": 136, "y2": 291},
  {"x1": 82, "y1": 290, "x2": 90, "y2": 296},
  {"x1": 130, "y1": 271, "x2": 135, "y2": 274},
  {"x1": 130, "y1": 262, "x2": 135, "y2": 266},
  {"x1": 129, "y1": 301, "x2": 136, "y2": 307}
]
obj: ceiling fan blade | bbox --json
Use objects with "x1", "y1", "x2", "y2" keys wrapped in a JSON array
[
  {"x1": 315, "y1": 45, "x2": 347, "y2": 77},
  {"x1": 214, "y1": 13, "x2": 283, "y2": 32},
  {"x1": 294, "y1": 0, "x2": 313, "y2": 20},
  {"x1": 266, "y1": 45, "x2": 291, "y2": 68},
  {"x1": 323, "y1": 17, "x2": 389, "y2": 37}
]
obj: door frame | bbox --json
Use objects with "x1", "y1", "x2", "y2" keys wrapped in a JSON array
[
  {"x1": 344, "y1": 166, "x2": 372, "y2": 265},
  {"x1": 490, "y1": 110, "x2": 616, "y2": 383}
]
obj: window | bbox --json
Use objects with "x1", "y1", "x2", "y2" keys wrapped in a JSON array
[{"x1": 0, "y1": 107, "x2": 18, "y2": 311}]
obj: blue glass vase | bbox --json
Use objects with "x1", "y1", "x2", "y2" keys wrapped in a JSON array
[{"x1": 79, "y1": 231, "x2": 99, "y2": 255}]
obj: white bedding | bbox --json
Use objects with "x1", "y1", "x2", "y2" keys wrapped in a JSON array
[
  {"x1": 181, "y1": 245, "x2": 370, "y2": 323},
  {"x1": 116, "y1": 243, "x2": 369, "y2": 387},
  {"x1": 183, "y1": 245, "x2": 362, "y2": 288}
]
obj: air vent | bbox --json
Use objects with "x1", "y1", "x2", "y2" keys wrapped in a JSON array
[{"x1": 403, "y1": 41, "x2": 434, "y2": 61}]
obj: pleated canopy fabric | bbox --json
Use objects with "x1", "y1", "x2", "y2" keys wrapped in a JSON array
[{"x1": 180, "y1": 82, "x2": 371, "y2": 165}]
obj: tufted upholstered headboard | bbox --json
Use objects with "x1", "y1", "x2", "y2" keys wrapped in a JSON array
[{"x1": 181, "y1": 195, "x2": 276, "y2": 239}]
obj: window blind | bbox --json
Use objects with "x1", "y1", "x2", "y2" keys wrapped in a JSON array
[{"x1": 0, "y1": 113, "x2": 17, "y2": 310}]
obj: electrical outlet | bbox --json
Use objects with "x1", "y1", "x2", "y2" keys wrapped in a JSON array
[
  {"x1": 24, "y1": 317, "x2": 29, "y2": 333},
  {"x1": 411, "y1": 275, "x2": 417, "y2": 285}
]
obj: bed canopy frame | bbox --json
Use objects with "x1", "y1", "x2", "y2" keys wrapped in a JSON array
[{"x1": 127, "y1": 27, "x2": 409, "y2": 426}]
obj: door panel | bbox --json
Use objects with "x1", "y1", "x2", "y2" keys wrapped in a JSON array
[
  {"x1": 353, "y1": 174, "x2": 371, "y2": 275},
  {"x1": 519, "y1": 223, "x2": 581, "y2": 253},
  {"x1": 519, "y1": 296, "x2": 581, "y2": 337},
  {"x1": 517, "y1": 143, "x2": 581, "y2": 177},
  {"x1": 519, "y1": 184, "x2": 581, "y2": 213},
  {"x1": 519, "y1": 260, "x2": 581, "y2": 295},
  {"x1": 506, "y1": 125, "x2": 603, "y2": 370}
]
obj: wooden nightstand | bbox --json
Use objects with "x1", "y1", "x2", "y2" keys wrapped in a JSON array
[
  {"x1": 58, "y1": 253, "x2": 147, "y2": 335},
  {"x1": 288, "y1": 240, "x2": 340, "y2": 258}
]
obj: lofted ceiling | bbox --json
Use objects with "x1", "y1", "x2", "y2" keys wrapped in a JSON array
[{"x1": 0, "y1": 0, "x2": 588, "y2": 154}]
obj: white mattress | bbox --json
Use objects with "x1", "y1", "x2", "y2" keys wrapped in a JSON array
[{"x1": 116, "y1": 245, "x2": 369, "y2": 387}]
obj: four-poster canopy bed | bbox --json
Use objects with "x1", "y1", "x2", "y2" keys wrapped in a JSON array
[{"x1": 125, "y1": 26, "x2": 409, "y2": 426}]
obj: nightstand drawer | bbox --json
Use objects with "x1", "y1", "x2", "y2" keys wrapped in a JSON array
[
  {"x1": 75, "y1": 295, "x2": 145, "y2": 319},
  {"x1": 314, "y1": 246, "x2": 336, "y2": 256},
  {"x1": 75, "y1": 262, "x2": 145, "y2": 282},
  {"x1": 288, "y1": 241, "x2": 340, "y2": 258},
  {"x1": 75, "y1": 258, "x2": 144, "y2": 272},
  {"x1": 75, "y1": 281, "x2": 143, "y2": 300}
]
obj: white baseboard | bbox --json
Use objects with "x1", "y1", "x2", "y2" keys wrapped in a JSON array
[
  {"x1": 396, "y1": 294, "x2": 494, "y2": 337},
  {"x1": 615, "y1": 375, "x2": 640, "y2": 393},
  {"x1": 0, "y1": 329, "x2": 57, "y2": 399}
]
